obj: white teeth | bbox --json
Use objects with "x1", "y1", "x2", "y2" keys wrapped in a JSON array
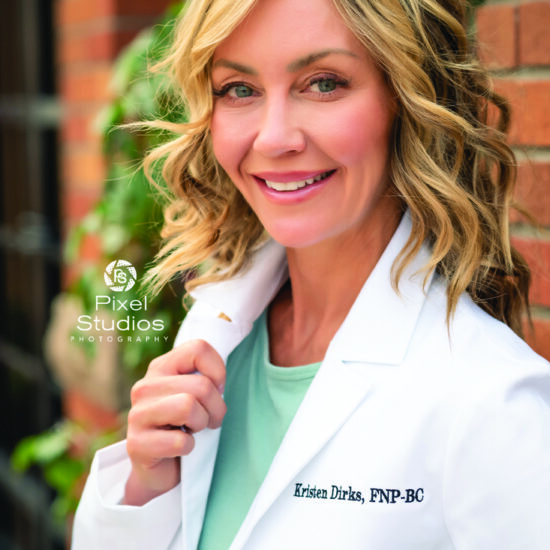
[{"x1": 264, "y1": 171, "x2": 330, "y2": 191}]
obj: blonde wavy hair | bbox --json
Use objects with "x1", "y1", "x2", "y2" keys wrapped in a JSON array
[{"x1": 145, "y1": 0, "x2": 530, "y2": 336}]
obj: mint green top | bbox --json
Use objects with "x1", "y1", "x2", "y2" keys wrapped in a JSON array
[{"x1": 197, "y1": 308, "x2": 321, "y2": 550}]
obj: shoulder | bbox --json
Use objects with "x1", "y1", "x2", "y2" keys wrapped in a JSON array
[
  {"x1": 427, "y1": 287, "x2": 550, "y2": 547},
  {"x1": 403, "y1": 275, "x2": 550, "y2": 436},
  {"x1": 413, "y1": 275, "x2": 548, "y2": 379}
]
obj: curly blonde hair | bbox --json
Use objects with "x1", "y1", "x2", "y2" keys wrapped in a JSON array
[{"x1": 145, "y1": 0, "x2": 530, "y2": 336}]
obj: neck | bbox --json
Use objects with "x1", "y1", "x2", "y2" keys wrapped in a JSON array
[{"x1": 269, "y1": 198, "x2": 403, "y2": 366}]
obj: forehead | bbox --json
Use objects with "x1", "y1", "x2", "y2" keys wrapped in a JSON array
[{"x1": 212, "y1": 0, "x2": 366, "y2": 64}]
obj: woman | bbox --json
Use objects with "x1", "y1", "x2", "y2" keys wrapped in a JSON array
[{"x1": 72, "y1": 0, "x2": 550, "y2": 548}]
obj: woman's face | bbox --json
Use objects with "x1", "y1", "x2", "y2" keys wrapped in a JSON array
[{"x1": 211, "y1": 0, "x2": 397, "y2": 250}]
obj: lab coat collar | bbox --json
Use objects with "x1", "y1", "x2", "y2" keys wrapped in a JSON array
[
  {"x1": 189, "y1": 211, "x2": 433, "y2": 366},
  {"x1": 329, "y1": 211, "x2": 433, "y2": 365},
  {"x1": 190, "y1": 238, "x2": 288, "y2": 331}
]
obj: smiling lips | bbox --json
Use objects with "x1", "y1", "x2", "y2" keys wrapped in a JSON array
[{"x1": 255, "y1": 170, "x2": 336, "y2": 192}]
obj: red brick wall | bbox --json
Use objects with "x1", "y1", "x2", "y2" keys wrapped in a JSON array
[
  {"x1": 55, "y1": 0, "x2": 174, "y2": 424},
  {"x1": 56, "y1": 0, "x2": 173, "y2": 287},
  {"x1": 476, "y1": 0, "x2": 550, "y2": 361}
]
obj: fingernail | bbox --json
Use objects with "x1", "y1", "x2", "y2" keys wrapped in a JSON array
[{"x1": 218, "y1": 384, "x2": 225, "y2": 394}]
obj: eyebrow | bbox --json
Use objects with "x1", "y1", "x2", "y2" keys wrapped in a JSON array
[
  {"x1": 211, "y1": 59, "x2": 258, "y2": 75},
  {"x1": 286, "y1": 49, "x2": 358, "y2": 72},
  {"x1": 211, "y1": 49, "x2": 358, "y2": 75}
]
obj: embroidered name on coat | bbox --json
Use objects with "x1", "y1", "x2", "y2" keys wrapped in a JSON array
[{"x1": 293, "y1": 483, "x2": 424, "y2": 506}]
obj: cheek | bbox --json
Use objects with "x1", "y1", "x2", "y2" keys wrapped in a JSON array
[
  {"x1": 316, "y1": 96, "x2": 394, "y2": 167},
  {"x1": 210, "y1": 111, "x2": 235, "y2": 173},
  {"x1": 211, "y1": 109, "x2": 253, "y2": 178}
]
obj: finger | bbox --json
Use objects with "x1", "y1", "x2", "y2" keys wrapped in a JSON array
[
  {"x1": 126, "y1": 426, "x2": 195, "y2": 463},
  {"x1": 132, "y1": 373, "x2": 210, "y2": 402},
  {"x1": 128, "y1": 392, "x2": 207, "y2": 433},
  {"x1": 147, "y1": 340, "x2": 226, "y2": 391},
  {"x1": 129, "y1": 387, "x2": 226, "y2": 432},
  {"x1": 131, "y1": 374, "x2": 227, "y2": 425}
]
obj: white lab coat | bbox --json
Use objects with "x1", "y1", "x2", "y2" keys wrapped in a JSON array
[{"x1": 72, "y1": 214, "x2": 550, "y2": 550}]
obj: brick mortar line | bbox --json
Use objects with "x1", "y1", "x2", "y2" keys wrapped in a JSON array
[
  {"x1": 483, "y1": 0, "x2": 521, "y2": 6},
  {"x1": 491, "y1": 66, "x2": 550, "y2": 79},
  {"x1": 62, "y1": 140, "x2": 105, "y2": 152},
  {"x1": 513, "y1": 147, "x2": 550, "y2": 162},
  {"x1": 61, "y1": 101, "x2": 110, "y2": 112},
  {"x1": 511, "y1": 224, "x2": 550, "y2": 239},
  {"x1": 63, "y1": 187, "x2": 103, "y2": 197},
  {"x1": 57, "y1": 18, "x2": 115, "y2": 38},
  {"x1": 57, "y1": 15, "x2": 163, "y2": 37},
  {"x1": 530, "y1": 306, "x2": 550, "y2": 320},
  {"x1": 58, "y1": 60, "x2": 114, "y2": 73}
]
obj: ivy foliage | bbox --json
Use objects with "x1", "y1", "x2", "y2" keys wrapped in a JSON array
[
  {"x1": 12, "y1": 2, "x2": 185, "y2": 522},
  {"x1": 66, "y1": 1, "x2": 186, "y2": 373},
  {"x1": 11, "y1": 421, "x2": 118, "y2": 523}
]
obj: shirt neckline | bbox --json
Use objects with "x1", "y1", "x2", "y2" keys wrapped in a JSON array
[{"x1": 259, "y1": 308, "x2": 322, "y2": 381}]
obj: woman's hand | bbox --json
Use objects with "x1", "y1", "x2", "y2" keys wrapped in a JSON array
[{"x1": 123, "y1": 339, "x2": 227, "y2": 506}]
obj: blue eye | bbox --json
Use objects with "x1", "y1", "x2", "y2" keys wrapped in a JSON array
[
  {"x1": 312, "y1": 79, "x2": 337, "y2": 93},
  {"x1": 229, "y1": 84, "x2": 254, "y2": 98},
  {"x1": 308, "y1": 75, "x2": 349, "y2": 96},
  {"x1": 213, "y1": 82, "x2": 255, "y2": 100}
]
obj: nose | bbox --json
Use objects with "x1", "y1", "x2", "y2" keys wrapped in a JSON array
[{"x1": 252, "y1": 96, "x2": 306, "y2": 157}]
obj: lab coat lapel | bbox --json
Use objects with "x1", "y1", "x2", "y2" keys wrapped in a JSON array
[
  {"x1": 177, "y1": 239, "x2": 288, "y2": 550},
  {"x1": 229, "y1": 353, "x2": 375, "y2": 550},
  {"x1": 230, "y1": 213, "x2": 434, "y2": 549}
]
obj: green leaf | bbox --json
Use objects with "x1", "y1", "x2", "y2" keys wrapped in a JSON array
[
  {"x1": 44, "y1": 457, "x2": 86, "y2": 494},
  {"x1": 102, "y1": 225, "x2": 130, "y2": 254},
  {"x1": 111, "y1": 29, "x2": 154, "y2": 96},
  {"x1": 64, "y1": 224, "x2": 86, "y2": 263},
  {"x1": 96, "y1": 101, "x2": 126, "y2": 139},
  {"x1": 11, "y1": 423, "x2": 73, "y2": 472},
  {"x1": 81, "y1": 211, "x2": 102, "y2": 234}
]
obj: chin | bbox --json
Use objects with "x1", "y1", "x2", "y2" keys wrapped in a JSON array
[{"x1": 262, "y1": 220, "x2": 341, "y2": 250}]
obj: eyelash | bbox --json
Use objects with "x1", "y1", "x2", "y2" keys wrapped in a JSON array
[
  {"x1": 212, "y1": 81, "x2": 252, "y2": 98},
  {"x1": 212, "y1": 74, "x2": 350, "y2": 100},
  {"x1": 307, "y1": 74, "x2": 350, "y2": 96}
]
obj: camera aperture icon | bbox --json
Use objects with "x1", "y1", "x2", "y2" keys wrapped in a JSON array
[{"x1": 104, "y1": 259, "x2": 137, "y2": 292}]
